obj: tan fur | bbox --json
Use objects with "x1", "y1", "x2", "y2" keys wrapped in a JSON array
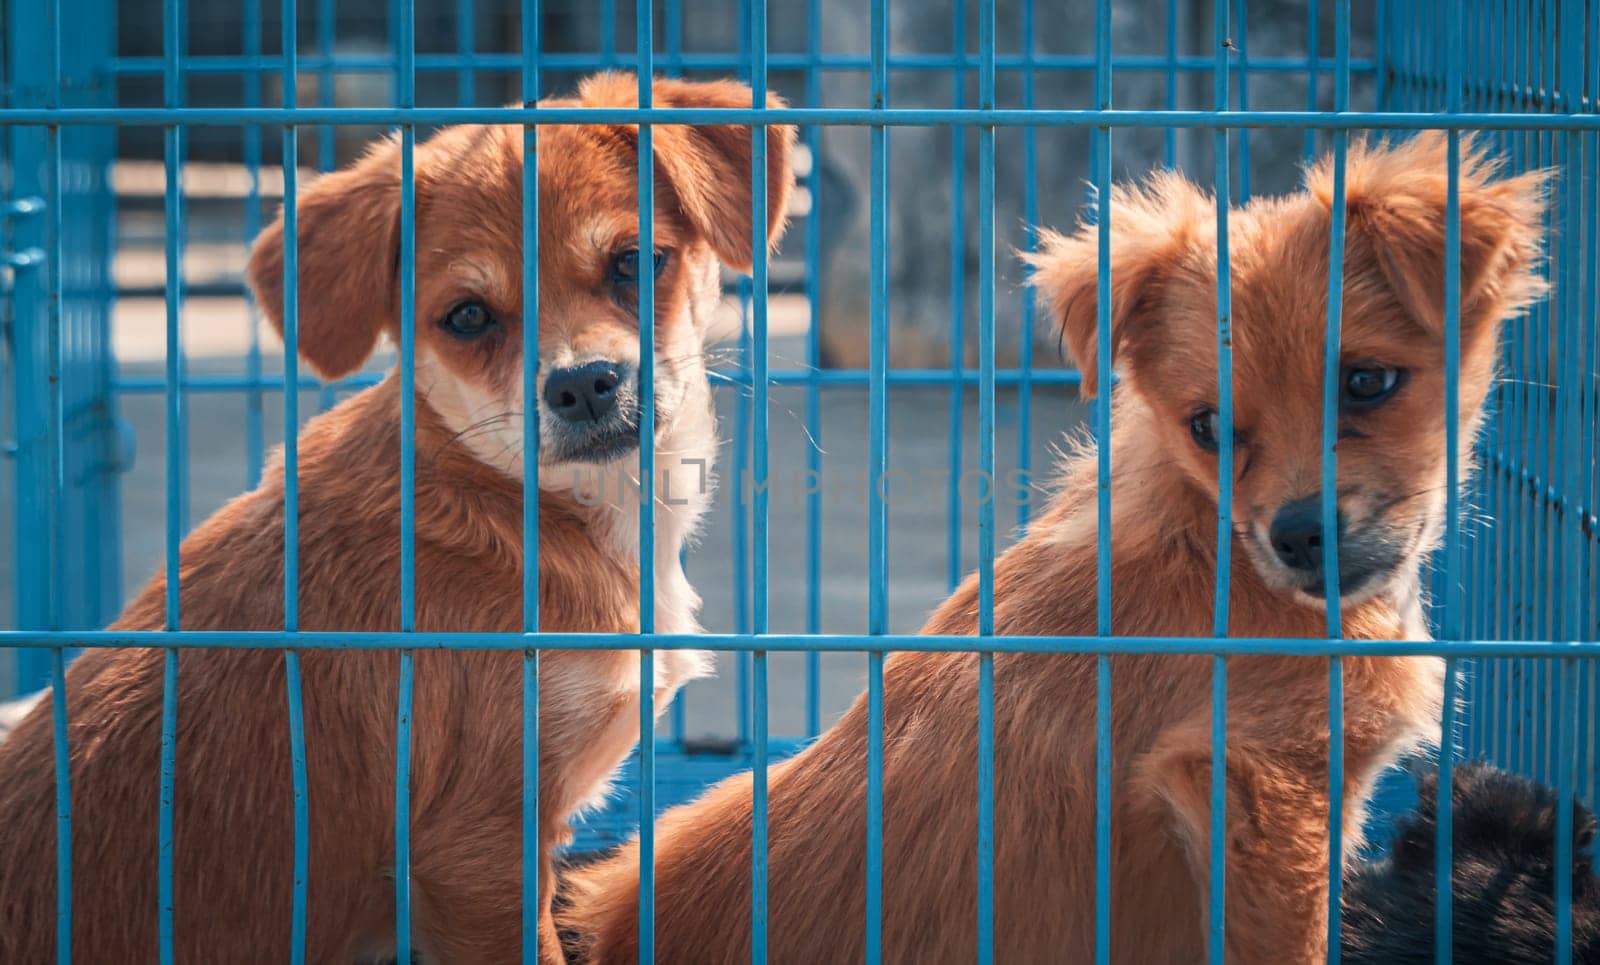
[
  {"x1": 558, "y1": 134, "x2": 1547, "y2": 963},
  {"x1": 0, "y1": 74, "x2": 794, "y2": 963}
]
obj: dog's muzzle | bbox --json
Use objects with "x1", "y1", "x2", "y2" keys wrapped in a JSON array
[
  {"x1": 541, "y1": 360, "x2": 642, "y2": 463},
  {"x1": 1261, "y1": 496, "x2": 1409, "y2": 599}
]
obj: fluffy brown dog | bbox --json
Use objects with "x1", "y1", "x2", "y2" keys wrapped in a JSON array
[
  {"x1": 558, "y1": 134, "x2": 1545, "y2": 963},
  {"x1": 0, "y1": 73, "x2": 793, "y2": 963}
]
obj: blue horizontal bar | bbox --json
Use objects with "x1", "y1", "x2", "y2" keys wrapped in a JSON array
[
  {"x1": 108, "y1": 51, "x2": 1378, "y2": 77},
  {"x1": 0, "y1": 630, "x2": 1594, "y2": 657},
  {"x1": 6, "y1": 107, "x2": 1600, "y2": 130},
  {"x1": 110, "y1": 368, "x2": 1084, "y2": 394}
]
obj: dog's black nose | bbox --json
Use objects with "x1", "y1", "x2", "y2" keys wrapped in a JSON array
[
  {"x1": 1269, "y1": 498, "x2": 1344, "y2": 572},
  {"x1": 544, "y1": 361, "x2": 622, "y2": 424}
]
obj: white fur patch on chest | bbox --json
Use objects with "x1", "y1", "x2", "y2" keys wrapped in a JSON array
[{"x1": 419, "y1": 283, "x2": 723, "y2": 721}]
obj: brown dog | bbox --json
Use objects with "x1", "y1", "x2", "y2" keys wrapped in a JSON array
[
  {"x1": 558, "y1": 134, "x2": 1546, "y2": 963},
  {"x1": 0, "y1": 73, "x2": 794, "y2": 963}
]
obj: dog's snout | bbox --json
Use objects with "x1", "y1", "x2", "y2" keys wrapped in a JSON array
[
  {"x1": 1268, "y1": 498, "x2": 1344, "y2": 572},
  {"x1": 545, "y1": 361, "x2": 623, "y2": 424}
]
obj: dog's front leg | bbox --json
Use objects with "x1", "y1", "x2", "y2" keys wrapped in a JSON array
[
  {"x1": 409, "y1": 820, "x2": 565, "y2": 965},
  {"x1": 1137, "y1": 722, "x2": 1333, "y2": 965}
]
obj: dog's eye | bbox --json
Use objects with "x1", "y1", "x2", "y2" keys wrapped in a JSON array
[
  {"x1": 611, "y1": 247, "x2": 668, "y2": 284},
  {"x1": 1342, "y1": 366, "x2": 1406, "y2": 408},
  {"x1": 440, "y1": 301, "x2": 495, "y2": 340},
  {"x1": 1189, "y1": 408, "x2": 1221, "y2": 452}
]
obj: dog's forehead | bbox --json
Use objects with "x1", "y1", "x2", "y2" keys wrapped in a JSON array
[
  {"x1": 1141, "y1": 205, "x2": 1347, "y2": 415},
  {"x1": 1217, "y1": 199, "x2": 1412, "y2": 363},
  {"x1": 419, "y1": 122, "x2": 684, "y2": 257},
  {"x1": 536, "y1": 135, "x2": 646, "y2": 229},
  {"x1": 423, "y1": 123, "x2": 626, "y2": 201}
]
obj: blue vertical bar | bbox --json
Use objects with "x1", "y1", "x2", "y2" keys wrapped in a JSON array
[
  {"x1": 733, "y1": 283, "x2": 751, "y2": 744},
  {"x1": 1491, "y1": 0, "x2": 1504, "y2": 675},
  {"x1": 49, "y1": 640, "x2": 68, "y2": 965},
  {"x1": 1503, "y1": 0, "x2": 1521, "y2": 659},
  {"x1": 1491, "y1": 0, "x2": 1504, "y2": 665},
  {"x1": 1322, "y1": 5, "x2": 1350, "y2": 959},
  {"x1": 1540, "y1": 658, "x2": 1552, "y2": 789},
  {"x1": 1016, "y1": 0, "x2": 1036, "y2": 530},
  {"x1": 1583, "y1": 4, "x2": 1599, "y2": 840},
  {"x1": 317, "y1": 0, "x2": 335, "y2": 175},
  {"x1": 311, "y1": 8, "x2": 335, "y2": 440},
  {"x1": 1516, "y1": 0, "x2": 1528, "y2": 666},
  {"x1": 1465, "y1": 0, "x2": 1491, "y2": 684},
  {"x1": 313, "y1": 0, "x2": 334, "y2": 457},
  {"x1": 750, "y1": 1, "x2": 771, "y2": 957},
  {"x1": 636, "y1": 3, "x2": 657, "y2": 958},
  {"x1": 1092, "y1": 2, "x2": 1113, "y2": 962},
  {"x1": 802, "y1": 0, "x2": 823, "y2": 738},
  {"x1": 737, "y1": 317, "x2": 751, "y2": 741},
  {"x1": 1519, "y1": 0, "x2": 1530, "y2": 779},
  {"x1": 975, "y1": 0, "x2": 996, "y2": 958},
  {"x1": 281, "y1": 0, "x2": 308, "y2": 959},
  {"x1": 160, "y1": 0, "x2": 183, "y2": 697},
  {"x1": 44, "y1": 0, "x2": 69, "y2": 954},
  {"x1": 1533, "y1": 0, "x2": 1553, "y2": 656},
  {"x1": 159, "y1": 0, "x2": 185, "y2": 957},
  {"x1": 242, "y1": 0, "x2": 264, "y2": 486},
  {"x1": 1465, "y1": 0, "x2": 1484, "y2": 734},
  {"x1": 1464, "y1": 0, "x2": 1484, "y2": 659},
  {"x1": 1209, "y1": 2, "x2": 1233, "y2": 960},
  {"x1": 945, "y1": 0, "x2": 966, "y2": 594},
  {"x1": 49, "y1": 660, "x2": 68, "y2": 965},
  {"x1": 1163, "y1": 0, "x2": 1176, "y2": 167},
  {"x1": 665, "y1": 0, "x2": 688, "y2": 753},
  {"x1": 173, "y1": 36, "x2": 191, "y2": 541},
  {"x1": 1510, "y1": 0, "x2": 1528, "y2": 659},
  {"x1": 1555, "y1": 0, "x2": 1582, "y2": 956},
  {"x1": 1233, "y1": 0, "x2": 1250, "y2": 201},
  {"x1": 663, "y1": 0, "x2": 681, "y2": 73},
  {"x1": 284, "y1": 639, "x2": 307, "y2": 965},
  {"x1": 520, "y1": 3, "x2": 541, "y2": 961},
  {"x1": 752, "y1": 650, "x2": 769, "y2": 960},
  {"x1": 158, "y1": 650, "x2": 178, "y2": 965},
  {"x1": 1486, "y1": 101, "x2": 1505, "y2": 772},
  {"x1": 1303, "y1": 0, "x2": 1320, "y2": 160},
  {"x1": 395, "y1": 0, "x2": 417, "y2": 954},
  {"x1": 1437, "y1": 2, "x2": 1464, "y2": 958},
  {"x1": 867, "y1": 0, "x2": 889, "y2": 956},
  {"x1": 730, "y1": 0, "x2": 751, "y2": 747},
  {"x1": 1559, "y1": 649, "x2": 1578, "y2": 965},
  {"x1": 457, "y1": 0, "x2": 475, "y2": 104}
]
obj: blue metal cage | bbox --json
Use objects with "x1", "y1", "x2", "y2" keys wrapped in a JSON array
[{"x1": 1, "y1": 0, "x2": 1597, "y2": 961}]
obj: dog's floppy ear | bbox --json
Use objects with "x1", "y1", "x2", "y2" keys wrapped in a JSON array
[
  {"x1": 577, "y1": 73, "x2": 798, "y2": 273},
  {"x1": 1024, "y1": 172, "x2": 1211, "y2": 397},
  {"x1": 1311, "y1": 133, "x2": 1548, "y2": 335},
  {"x1": 246, "y1": 136, "x2": 401, "y2": 380}
]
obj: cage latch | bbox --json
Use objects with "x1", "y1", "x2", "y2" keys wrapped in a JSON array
[{"x1": 1, "y1": 196, "x2": 46, "y2": 283}]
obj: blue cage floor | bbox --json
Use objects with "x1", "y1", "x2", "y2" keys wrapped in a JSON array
[
  {"x1": 568, "y1": 738, "x2": 1423, "y2": 859},
  {"x1": 567, "y1": 738, "x2": 813, "y2": 854}
]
